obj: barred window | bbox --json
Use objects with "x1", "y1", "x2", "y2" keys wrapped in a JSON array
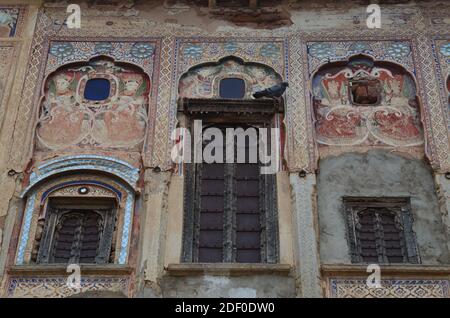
[
  {"x1": 344, "y1": 197, "x2": 419, "y2": 264},
  {"x1": 36, "y1": 198, "x2": 116, "y2": 264},
  {"x1": 183, "y1": 124, "x2": 279, "y2": 263}
]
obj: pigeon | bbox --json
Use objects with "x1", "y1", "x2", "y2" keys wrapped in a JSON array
[{"x1": 253, "y1": 82, "x2": 289, "y2": 99}]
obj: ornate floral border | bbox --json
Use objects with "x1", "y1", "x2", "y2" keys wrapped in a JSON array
[{"x1": 431, "y1": 38, "x2": 450, "y2": 131}]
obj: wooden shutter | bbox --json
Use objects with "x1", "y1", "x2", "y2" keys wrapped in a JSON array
[
  {"x1": 197, "y1": 163, "x2": 226, "y2": 262},
  {"x1": 183, "y1": 124, "x2": 278, "y2": 263},
  {"x1": 79, "y1": 212, "x2": 103, "y2": 263},
  {"x1": 345, "y1": 197, "x2": 418, "y2": 264},
  {"x1": 51, "y1": 212, "x2": 84, "y2": 264},
  {"x1": 50, "y1": 210, "x2": 103, "y2": 264},
  {"x1": 356, "y1": 208, "x2": 407, "y2": 263},
  {"x1": 37, "y1": 202, "x2": 116, "y2": 265},
  {"x1": 235, "y1": 163, "x2": 261, "y2": 263},
  {"x1": 356, "y1": 210, "x2": 378, "y2": 263},
  {"x1": 379, "y1": 212, "x2": 405, "y2": 263}
]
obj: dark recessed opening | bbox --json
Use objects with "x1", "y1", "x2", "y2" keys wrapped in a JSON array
[
  {"x1": 349, "y1": 79, "x2": 381, "y2": 105},
  {"x1": 216, "y1": 0, "x2": 250, "y2": 7},
  {"x1": 84, "y1": 78, "x2": 111, "y2": 101},
  {"x1": 219, "y1": 78, "x2": 246, "y2": 99}
]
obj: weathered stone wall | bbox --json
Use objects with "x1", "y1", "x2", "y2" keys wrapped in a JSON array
[
  {"x1": 161, "y1": 274, "x2": 296, "y2": 298},
  {"x1": 0, "y1": 0, "x2": 449, "y2": 298},
  {"x1": 317, "y1": 150, "x2": 450, "y2": 265}
]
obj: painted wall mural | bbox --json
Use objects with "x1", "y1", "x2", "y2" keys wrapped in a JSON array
[
  {"x1": 36, "y1": 59, "x2": 150, "y2": 150},
  {"x1": 179, "y1": 57, "x2": 282, "y2": 99},
  {"x1": 45, "y1": 41, "x2": 157, "y2": 77},
  {"x1": 307, "y1": 41, "x2": 415, "y2": 75},
  {"x1": 147, "y1": 38, "x2": 288, "y2": 169},
  {"x1": 0, "y1": 7, "x2": 20, "y2": 37},
  {"x1": 312, "y1": 57, "x2": 423, "y2": 147}
]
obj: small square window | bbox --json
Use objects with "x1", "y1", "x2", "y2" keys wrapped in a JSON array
[
  {"x1": 344, "y1": 197, "x2": 419, "y2": 264},
  {"x1": 219, "y1": 78, "x2": 246, "y2": 99},
  {"x1": 349, "y1": 78, "x2": 381, "y2": 105},
  {"x1": 84, "y1": 78, "x2": 111, "y2": 101}
]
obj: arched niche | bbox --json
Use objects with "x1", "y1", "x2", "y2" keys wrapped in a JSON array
[
  {"x1": 178, "y1": 56, "x2": 282, "y2": 99},
  {"x1": 16, "y1": 155, "x2": 139, "y2": 266},
  {"x1": 311, "y1": 55, "x2": 423, "y2": 147},
  {"x1": 36, "y1": 57, "x2": 151, "y2": 151}
]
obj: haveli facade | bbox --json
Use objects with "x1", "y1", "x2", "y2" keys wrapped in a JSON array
[{"x1": 0, "y1": 0, "x2": 449, "y2": 298}]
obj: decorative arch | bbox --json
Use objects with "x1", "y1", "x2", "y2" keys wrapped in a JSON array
[
  {"x1": 21, "y1": 155, "x2": 139, "y2": 197},
  {"x1": 178, "y1": 56, "x2": 283, "y2": 99},
  {"x1": 311, "y1": 55, "x2": 423, "y2": 147},
  {"x1": 36, "y1": 56, "x2": 151, "y2": 151},
  {"x1": 16, "y1": 155, "x2": 139, "y2": 266}
]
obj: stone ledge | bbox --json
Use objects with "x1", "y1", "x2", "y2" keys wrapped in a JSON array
[
  {"x1": 8, "y1": 264, "x2": 133, "y2": 276},
  {"x1": 165, "y1": 263, "x2": 292, "y2": 276},
  {"x1": 322, "y1": 264, "x2": 450, "y2": 277}
]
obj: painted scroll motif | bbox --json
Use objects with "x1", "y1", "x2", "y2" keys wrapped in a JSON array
[
  {"x1": 179, "y1": 57, "x2": 281, "y2": 99},
  {"x1": 312, "y1": 58, "x2": 423, "y2": 147},
  {"x1": 36, "y1": 59, "x2": 150, "y2": 150}
]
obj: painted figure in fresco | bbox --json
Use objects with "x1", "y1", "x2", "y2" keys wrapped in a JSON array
[
  {"x1": 98, "y1": 72, "x2": 149, "y2": 147},
  {"x1": 0, "y1": 10, "x2": 16, "y2": 37},
  {"x1": 313, "y1": 58, "x2": 423, "y2": 146},
  {"x1": 372, "y1": 73, "x2": 421, "y2": 141},
  {"x1": 313, "y1": 71, "x2": 362, "y2": 144},
  {"x1": 247, "y1": 66, "x2": 280, "y2": 94},
  {"x1": 37, "y1": 60, "x2": 150, "y2": 150},
  {"x1": 314, "y1": 100, "x2": 362, "y2": 140},
  {"x1": 37, "y1": 72, "x2": 88, "y2": 147},
  {"x1": 179, "y1": 66, "x2": 222, "y2": 98}
]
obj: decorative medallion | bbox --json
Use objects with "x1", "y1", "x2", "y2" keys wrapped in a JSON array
[
  {"x1": 183, "y1": 43, "x2": 203, "y2": 59},
  {"x1": 259, "y1": 43, "x2": 281, "y2": 58},
  {"x1": 94, "y1": 42, "x2": 113, "y2": 55},
  {"x1": 385, "y1": 42, "x2": 411, "y2": 58},
  {"x1": 308, "y1": 42, "x2": 333, "y2": 60},
  {"x1": 130, "y1": 42, "x2": 154, "y2": 59},
  {"x1": 49, "y1": 42, "x2": 75, "y2": 59},
  {"x1": 223, "y1": 42, "x2": 239, "y2": 54},
  {"x1": 439, "y1": 42, "x2": 450, "y2": 58}
]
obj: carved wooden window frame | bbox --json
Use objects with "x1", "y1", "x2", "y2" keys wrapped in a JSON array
[
  {"x1": 180, "y1": 98, "x2": 282, "y2": 263},
  {"x1": 343, "y1": 197, "x2": 420, "y2": 264},
  {"x1": 36, "y1": 197, "x2": 117, "y2": 264}
]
